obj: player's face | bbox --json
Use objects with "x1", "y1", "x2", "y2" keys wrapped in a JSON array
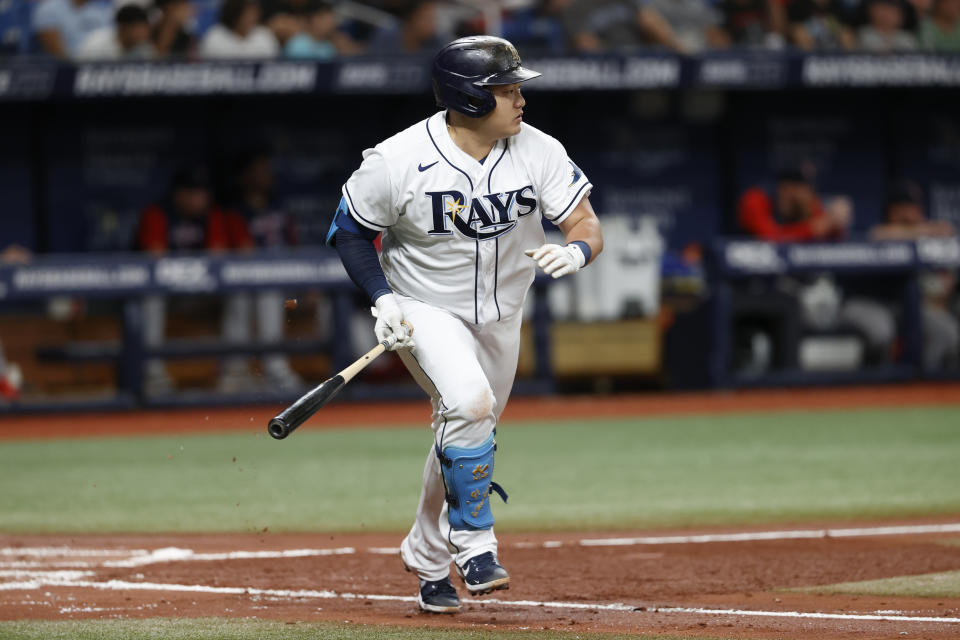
[
  {"x1": 776, "y1": 181, "x2": 814, "y2": 221},
  {"x1": 487, "y1": 84, "x2": 526, "y2": 137},
  {"x1": 173, "y1": 187, "x2": 211, "y2": 218}
]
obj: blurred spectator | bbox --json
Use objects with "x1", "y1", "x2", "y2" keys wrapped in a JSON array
[
  {"x1": 738, "y1": 170, "x2": 900, "y2": 365},
  {"x1": 502, "y1": 0, "x2": 571, "y2": 54},
  {"x1": 871, "y1": 181, "x2": 956, "y2": 239},
  {"x1": 225, "y1": 150, "x2": 304, "y2": 390},
  {"x1": 136, "y1": 166, "x2": 255, "y2": 395},
  {"x1": 737, "y1": 168, "x2": 851, "y2": 241},
  {"x1": 562, "y1": 0, "x2": 645, "y2": 52},
  {"x1": 905, "y1": 0, "x2": 928, "y2": 31},
  {"x1": 285, "y1": 0, "x2": 359, "y2": 58},
  {"x1": 563, "y1": 0, "x2": 726, "y2": 53},
  {"x1": 720, "y1": 0, "x2": 787, "y2": 48},
  {"x1": 0, "y1": 340, "x2": 21, "y2": 403},
  {"x1": 0, "y1": 245, "x2": 29, "y2": 404},
  {"x1": 639, "y1": 0, "x2": 731, "y2": 53},
  {"x1": 32, "y1": 0, "x2": 113, "y2": 58},
  {"x1": 871, "y1": 180, "x2": 958, "y2": 370},
  {"x1": 152, "y1": 0, "x2": 198, "y2": 58},
  {"x1": 263, "y1": 0, "x2": 309, "y2": 47},
  {"x1": 919, "y1": 0, "x2": 960, "y2": 49},
  {"x1": 76, "y1": 4, "x2": 155, "y2": 60},
  {"x1": 366, "y1": 0, "x2": 444, "y2": 54},
  {"x1": 857, "y1": 0, "x2": 917, "y2": 50},
  {"x1": 852, "y1": 0, "x2": 922, "y2": 34},
  {"x1": 199, "y1": 0, "x2": 279, "y2": 59},
  {"x1": 787, "y1": 0, "x2": 856, "y2": 49}
]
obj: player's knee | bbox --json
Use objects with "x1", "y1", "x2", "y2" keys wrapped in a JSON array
[
  {"x1": 446, "y1": 387, "x2": 495, "y2": 424},
  {"x1": 464, "y1": 388, "x2": 494, "y2": 423}
]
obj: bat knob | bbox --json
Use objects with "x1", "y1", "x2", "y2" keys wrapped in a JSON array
[
  {"x1": 267, "y1": 418, "x2": 289, "y2": 440},
  {"x1": 382, "y1": 321, "x2": 414, "y2": 350}
]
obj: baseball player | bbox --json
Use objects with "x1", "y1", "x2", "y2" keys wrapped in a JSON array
[{"x1": 327, "y1": 36, "x2": 603, "y2": 614}]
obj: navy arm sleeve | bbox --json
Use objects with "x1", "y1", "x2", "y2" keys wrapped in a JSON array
[{"x1": 326, "y1": 197, "x2": 392, "y2": 303}]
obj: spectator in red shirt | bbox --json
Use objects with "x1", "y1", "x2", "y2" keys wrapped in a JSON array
[
  {"x1": 137, "y1": 168, "x2": 250, "y2": 254},
  {"x1": 737, "y1": 168, "x2": 897, "y2": 365},
  {"x1": 137, "y1": 166, "x2": 255, "y2": 395},
  {"x1": 737, "y1": 167, "x2": 851, "y2": 241}
]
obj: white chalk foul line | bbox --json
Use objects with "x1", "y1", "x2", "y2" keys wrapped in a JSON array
[
  {"x1": 0, "y1": 547, "x2": 148, "y2": 558},
  {"x1": 101, "y1": 546, "x2": 357, "y2": 568},
  {"x1": 2, "y1": 575, "x2": 959, "y2": 625},
  {"x1": 0, "y1": 560, "x2": 98, "y2": 569},
  {"x1": 656, "y1": 606, "x2": 960, "y2": 624},
  {"x1": 578, "y1": 523, "x2": 960, "y2": 547},
  {"x1": 5, "y1": 523, "x2": 960, "y2": 566}
]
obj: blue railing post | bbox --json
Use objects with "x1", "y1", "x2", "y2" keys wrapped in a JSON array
[
  {"x1": 532, "y1": 281, "x2": 552, "y2": 387},
  {"x1": 121, "y1": 298, "x2": 145, "y2": 403}
]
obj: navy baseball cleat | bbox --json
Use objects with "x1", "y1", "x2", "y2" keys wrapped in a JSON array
[
  {"x1": 457, "y1": 551, "x2": 510, "y2": 595},
  {"x1": 417, "y1": 576, "x2": 460, "y2": 613}
]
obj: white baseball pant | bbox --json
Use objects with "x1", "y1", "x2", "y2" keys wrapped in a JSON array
[{"x1": 395, "y1": 293, "x2": 522, "y2": 581}]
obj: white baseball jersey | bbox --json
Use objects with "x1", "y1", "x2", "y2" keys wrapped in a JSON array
[{"x1": 342, "y1": 110, "x2": 592, "y2": 325}]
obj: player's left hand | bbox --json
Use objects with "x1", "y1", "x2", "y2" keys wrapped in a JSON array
[{"x1": 524, "y1": 243, "x2": 586, "y2": 279}]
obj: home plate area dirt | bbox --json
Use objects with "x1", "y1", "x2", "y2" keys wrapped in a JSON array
[{"x1": 3, "y1": 522, "x2": 960, "y2": 639}]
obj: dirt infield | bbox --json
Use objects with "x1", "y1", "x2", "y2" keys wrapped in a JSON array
[
  {"x1": 3, "y1": 381, "x2": 960, "y2": 440},
  {"x1": 2, "y1": 522, "x2": 960, "y2": 638},
  {"x1": 3, "y1": 383, "x2": 960, "y2": 637}
]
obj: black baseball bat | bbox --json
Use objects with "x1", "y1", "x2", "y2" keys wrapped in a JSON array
[{"x1": 267, "y1": 322, "x2": 412, "y2": 440}]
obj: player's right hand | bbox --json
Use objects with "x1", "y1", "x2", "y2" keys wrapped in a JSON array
[
  {"x1": 372, "y1": 293, "x2": 415, "y2": 351},
  {"x1": 524, "y1": 243, "x2": 585, "y2": 279}
]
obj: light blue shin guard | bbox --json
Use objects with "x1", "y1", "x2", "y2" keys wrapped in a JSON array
[{"x1": 436, "y1": 434, "x2": 508, "y2": 531}]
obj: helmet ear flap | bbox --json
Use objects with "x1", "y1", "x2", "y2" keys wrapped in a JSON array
[
  {"x1": 463, "y1": 92, "x2": 486, "y2": 112},
  {"x1": 459, "y1": 88, "x2": 494, "y2": 116},
  {"x1": 433, "y1": 78, "x2": 495, "y2": 118}
]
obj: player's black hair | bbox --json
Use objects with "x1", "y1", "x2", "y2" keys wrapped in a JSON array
[
  {"x1": 170, "y1": 165, "x2": 211, "y2": 192},
  {"x1": 397, "y1": 0, "x2": 435, "y2": 20},
  {"x1": 116, "y1": 4, "x2": 149, "y2": 26},
  {"x1": 775, "y1": 165, "x2": 814, "y2": 185},
  {"x1": 886, "y1": 179, "x2": 923, "y2": 208},
  {"x1": 230, "y1": 143, "x2": 273, "y2": 173},
  {"x1": 306, "y1": 0, "x2": 334, "y2": 12},
  {"x1": 219, "y1": 0, "x2": 258, "y2": 30}
]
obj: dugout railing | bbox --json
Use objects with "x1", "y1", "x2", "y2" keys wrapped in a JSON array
[
  {"x1": 708, "y1": 236, "x2": 960, "y2": 388},
  {"x1": 0, "y1": 249, "x2": 555, "y2": 411}
]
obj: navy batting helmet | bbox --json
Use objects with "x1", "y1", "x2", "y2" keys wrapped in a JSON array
[{"x1": 432, "y1": 36, "x2": 541, "y2": 118}]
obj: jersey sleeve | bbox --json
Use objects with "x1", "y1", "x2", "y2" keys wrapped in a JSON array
[
  {"x1": 136, "y1": 205, "x2": 168, "y2": 251},
  {"x1": 738, "y1": 187, "x2": 821, "y2": 242},
  {"x1": 341, "y1": 148, "x2": 399, "y2": 232},
  {"x1": 204, "y1": 209, "x2": 231, "y2": 250},
  {"x1": 538, "y1": 137, "x2": 593, "y2": 226}
]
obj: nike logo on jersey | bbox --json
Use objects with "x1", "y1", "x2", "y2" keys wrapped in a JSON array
[
  {"x1": 425, "y1": 186, "x2": 537, "y2": 240},
  {"x1": 418, "y1": 161, "x2": 439, "y2": 172}
]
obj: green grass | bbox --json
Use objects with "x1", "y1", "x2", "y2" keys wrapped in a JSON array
[
  {"x1": 789, "y1": 570, "x2": 960, "y2": 598},
  {"x1": 0, "y1": 619, "x2": 742, "y2": 640},
  {"x1": 0, "y1": 406, "x2": 959, "y2": 533}
]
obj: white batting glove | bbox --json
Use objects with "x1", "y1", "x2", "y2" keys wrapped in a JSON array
[
  {"x1": 372, "y1": 293, "x2": 414, "y2": 351},
  {"x1": 524, "y1": 243, "x2": 586, "y2": 279}
]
